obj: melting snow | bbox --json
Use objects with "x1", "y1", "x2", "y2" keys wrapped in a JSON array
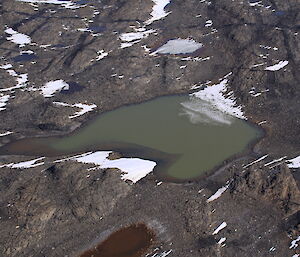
[
  {"x1": 250, "y1": 62, "x2": 267, "y2": 68},
  {"x1": 212, "y1": 222, "x2": 227, "y2": 235},
  {"x1": 145, "y1": 0, "x2": 171, "y2": 25},
  {"x1": 0, "y1": 157, "x2": 45, "y2": 169},
  {"x1": 0, "y1": 63, "x2": 28, "y2": 92},
  {"x1": 148, "y1": 250, "x2": 172, "y2": 257},
  {"x1": 192, "y1": 76, "x2": 246, "y2": 120},
  {"x1": 56, "y1": 151, "x2": 157, "y2": 183},
  {"x1": 95, "y1": 50, "x2": 108, "y2": 61},
  {"x1": 287, "y1": 156, "x2": 300, "y2": 169},
  {"x1": 259, "y1": 45, "x2": 278, "y2": 51},
  {"x1": 0, "y1": 94, "x2": 10, "y2": 111},
  {"x1": 217, "y1": 237, "x2": 226, "y2": 245},
  {"x1": 207, "y1": 185, "x2": 229, "y2": 202},
  {"x1": 151, "y1": 39, "x2": 203, "y2": 55},
  {"x1": 41, "y1": 80, "x2": 69, "y2": 97},
  {"x1": 5, "y1": 28, "x2": 31, "y2": 47},
  {"x1": 264, "y1": 156, "x2": 287, "y2": 166},
  {"x1": 0, "y1": 131, "x2": 13, "y2": 137},
  {"x1": 16, "y1": 0, "x2": 86, "y2": 9},
  {"x1": 205, "y1": 20, "x2": 213, "y2": 27},
  {"x1": 180, "y1": 97, "x2": 234, "y2": 125},
  {"x1": 290, "y1": 236, "x2": 300, "y2": 249},
  {"x1": 0, "y1": 64, "x2": 13, "y2": 69},
  {"x1": 69, "y1": 103, "x2": 97, "y2": 118},
  {"x1": 249, "y1": 1, "x2": 263, "y2": 7},
  {"x1": 265, "y1": 60, "x2": 288, "y2": 71},
  {"x1": 249, "y1": 88, "x2": 269, "y2": 97},
  {"x1": 54, "y1": 102, "x2": 97, "y2": 118},
  {"x1": 120, "y1": 28, "x2": 155, "y2": 48},
  {"x1": 243, "y1": 154, "x2": 268, "y2": 168},
  {"x1": 181, "y1": 56, "x2": 211, "y2": 62}
]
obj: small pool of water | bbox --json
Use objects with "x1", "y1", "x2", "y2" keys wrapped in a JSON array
[
  {"x1": 0, "y1": 96, "x2": 261, "y2": 180},
  {"x1": 11, "y1": 53, "x2": 37, "y2": 62},
  {"x1": 79, "y1": 223, "x2": 154, "y2": 257}
]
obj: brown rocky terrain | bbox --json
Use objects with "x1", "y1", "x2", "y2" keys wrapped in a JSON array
[{"x1": 0, "y1": 0, "x2": 299, "y2": 256}]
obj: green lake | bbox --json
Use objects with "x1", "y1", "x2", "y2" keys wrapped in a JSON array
[{"x1": 0, "y1": 96, "x2": 261, "y2": 180}]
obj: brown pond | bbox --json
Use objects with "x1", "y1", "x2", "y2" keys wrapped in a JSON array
[{"x1": 79, "y1": 224, "x2": 155, "y2": 257}]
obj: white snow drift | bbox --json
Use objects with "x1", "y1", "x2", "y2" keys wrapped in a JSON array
[
  {"x1": 0, "y1": 94, "x2": 10, "y2": 111},
  {"x1": 0, "y1": 157, "x2": 45, "y2": 169},
  {"x1": 207, "y1": 185, "x2": 229, "y2": 202},
  {"x1": 5, "y1": 28, "x2": 31, "y2": 47},
  {"x1": 54, "y1": 102, "x2": 97, "y2": 119},
  {"x1": 180, "y1": 98, "x2": 234, "y2": 125},
  {"x1": 213, "y1": 222, "x2": 227, "y2": 235},
  {"x1": 0, "y1": 131, "x2": 13, "y2": 137},
  {"x1": 265, "y1": 60, "x2": 289, "y2": 71},
  {"x1": 56, "y1": 151, "x2": 157, "y2": 183},
  {"x1": 0, "y1": 63, "x2": 28, "y2": 92},
  {"x1": 191, "y1": 74, "x2": 246, "y2": 123},
  {"x1": 287, "y1": 156, "x2": 300, "y2": 169},
  {"x1": 119, "y1": 28, "x2": 155, "y2": 48},
  {"x1": 151, "y1": 38, "x2": 203, "y2": 55},
  {"x1": 181, "y1": 75, "x2": 245, "y2": 125},
  {"x1": 145, "y1": 0, "x2": 171, "y2": 25},
  {"x1": 16, "y1": 0, "x2": 86, "y2": 9},
  {"x1": 40, "y1": 80, "x2": 69, "y2": 97}
]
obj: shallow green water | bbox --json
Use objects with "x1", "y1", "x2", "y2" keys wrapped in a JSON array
[{"x1": 0, "y1": 96, "x2": 260, "y2": 180}]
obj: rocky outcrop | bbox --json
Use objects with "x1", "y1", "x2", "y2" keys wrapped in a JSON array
[{"x1": 230, "y1": 164, "x2": 300, "y2": 216}]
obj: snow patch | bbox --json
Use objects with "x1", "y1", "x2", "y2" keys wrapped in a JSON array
[
  {"x1": 69, "y1": 103, "x2": 97, "y2": 118},
  {"x1": 0, "y1": 94, "x2": 10, "y2": 111},
  {"x1": 16, "y1": 0, "x2": 86, "y2": 9},
  {"x1": 41, "y1": 80, "x2": 69, "y2": 97},
  {"x1": 0, "y1": 131, "x2": 13, "y2": 137},
  {"x1": 250, "y1": 62, "x2": 267, "y2": 68},
  {"x1": 287, "y1": 156, "x2": 300, "y2": 169},
  {"x1": 56, "y1": 151, "x2": 157, "y2": 183},
  {"x1": 151, "y1": 39, "x2": 203, "y2": 55},
  {"x1": 264, "y1": 156, "x2": 287, "y2": 166},
  {"x1": 290, "y1": 236, "x2": 300, "y2": 249},
  {"x1": 5, "y1": 28, "x2": 31, "y2": 47},
  {"x1": 249, "y1": 1, "x2": 263, "y2": 7},
  {"x1": 0, "y1": 157, "x2": 45, "y2": 169},
  {"x1": 249, "y1": 88, "x2": 269, "y2": 97},
  {"x1": 95, "y1": 50, "x2": 108, "y2": 61},
  {"x1": 53, "y1": 102, "x2": 97, "y2": 118},
  {"x1": 0, "y1": 64, "x2": 13, "y2": 69},
  {"x1": 205, "y1": 20, "x2": 213, "y2": 27},
  {"x1": 243, "y1": 155, "x2": 268, "y2": 168},
  {"x1": 181, "y1": 56, "x2": 211, "y2": 62},
  {"x1": 180, "y1": 97, "x2": 234, "y2": 125},
  {"x1": 265, "y1": 60, "x2": 288, "y2": 71},
  {"x1": 207, "y1": 185, "x2": 229, "y2": 202},
  {"x1": 0, "y1": 63, "x2": 28, "y2": 92},
  {"x1": 145, "y1": 0, "x2": 171, "y2": 25},
  {"x1": 212, "y1": 222, "x2": 227, "y2": 235},
  {"x1": 217, "y1": 237, "x2": 226, "y2": 245},
  {"x1": 148, "y1": 250, "x2": 172, "y2": 257},
  {"x1": 120, "y1": 28, "x2": 155, "y2": 48},
  {"x1": 192, "y1": 76, "x2": 246, "y2": 120}
]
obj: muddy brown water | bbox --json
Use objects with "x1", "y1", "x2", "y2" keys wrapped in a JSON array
[
  {"x1": 79, "y1": 224, "x2": 155, "y2": 257},
  {"x1": 0, "y1": 95, "x2": 261, "y2": 180}
]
